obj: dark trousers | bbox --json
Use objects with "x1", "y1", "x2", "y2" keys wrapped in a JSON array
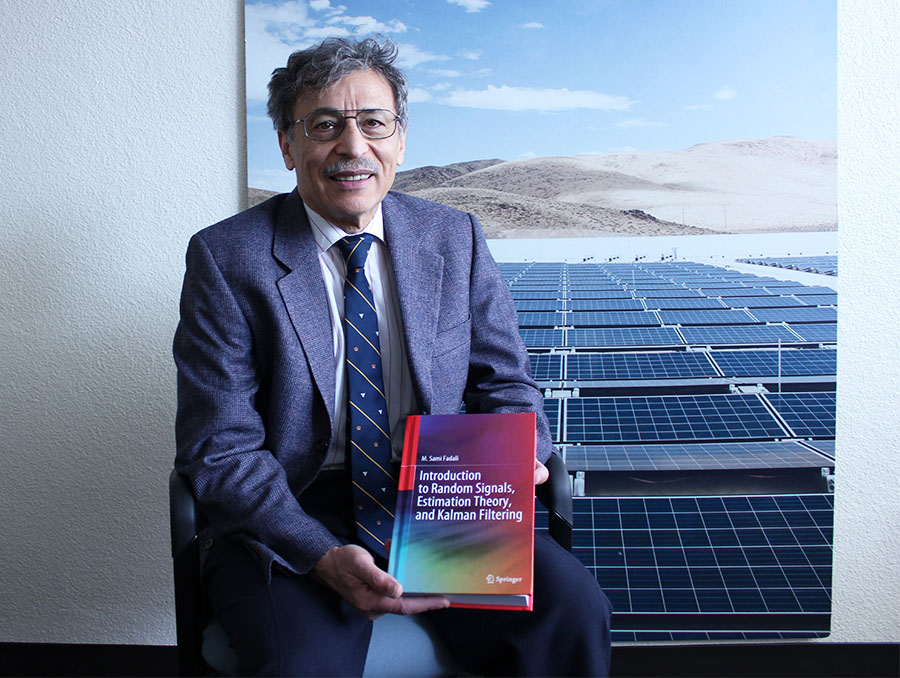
[{"x1": 204, "y1": 473, "x2": 612, "y2": 677}]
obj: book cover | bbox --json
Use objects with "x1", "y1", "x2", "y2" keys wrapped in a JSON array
[{"x1": 388, "y1": 412, "x2": 536, "y2": 610}]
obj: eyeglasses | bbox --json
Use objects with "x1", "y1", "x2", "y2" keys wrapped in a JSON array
[{"x1": 293, "y1": 108, "x2": 401, "y2": 142}]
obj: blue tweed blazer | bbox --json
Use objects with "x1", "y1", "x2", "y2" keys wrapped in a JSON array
[{"x1": 174, "y1": 190, "x2": 554, "y2": 575}]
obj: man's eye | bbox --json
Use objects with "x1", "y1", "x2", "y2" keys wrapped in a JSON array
[
  {"x1": 313, "y1": 119, "x2": 338, "y2": 130},
  {"x1": 360, "y1": 117, "x2": 385, "y2": 129}
]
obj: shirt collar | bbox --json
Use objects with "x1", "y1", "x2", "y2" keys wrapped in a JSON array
[{"x1": 304, "y1": 203, "x2": 385, "y2": 253}]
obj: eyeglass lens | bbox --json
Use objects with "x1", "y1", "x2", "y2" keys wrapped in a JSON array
[{"x1": 303, "y1": 109, "x2": 397, "y2": 141}]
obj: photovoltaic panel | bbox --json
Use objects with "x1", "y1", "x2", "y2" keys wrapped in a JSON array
[
  {"x1": 517, "y1": 311, "x2": 565, "y2": 327},
  {"x1": 659, "y1": 310, "x2": 758, "y2": 326},
  {"x1": 566, "y1": 352, "x2": 718, "y2": 381},
  {"x1": 738, "y1": 256, "x2": 838, "y2": 276},
  {"x1": 564, "y1": 441, "x2": 834, "y2": 472},
  {"x1": 577, "y1": 494, "x2": 833, "y2": 617},
  {"x1": 528, "y1": 353, "x2": 563, "y2": 381},
  {"x1": 632, "y1": 289, "x2": 703, "y2": 298},
  {"x1": 519, "y1": 328, "x2": 565, "y2": 348},
  {"x1": 749, "y1": 308, "x2": 838, "y2": 324},
  {"x1": 787, "y1": 324, "x2": 837, "y2": 343},
  {"x1": 754, "y1": 280, "x2": 801, "y2": 288},
  {"x1": 684, "y1": 282, "x2": 750, "y2": 289},
  {"x1": 568, "y1": 311, "x2": 661, "y2": 327},
  {"x1": 567, "y1": 327, "x2": 683, "y2": 348},
  {"x1": 804, "y1": 439, "x2": 835, "y2": 459},
  {"x1": 644, "y1": 298, "x2": 727, "y2": 310},
  {"x1": 701, "y1": 288, "x2": 774, "y2": 297},
  {"x1": 568, "y1": 299, "x2": 646, "y2": 312},
  {"x1": 798, "y1": 295, "x2": 838, "y2": 306},
  {"x1": 510, "y1": 290, "x2": 560, "y2": 300},
  {"x1": 514, "y1": 299, "x2": 562, "y2": 312},
  {"x1": 710, "y1": 349, "x2": 837, "y2": 377},
  {"x1": 568, "y1": 283, "x2": 626, "y2": 291},
  {"x1": 568, "y1": 290, "x2": 635, "y2": 300},
  {"x1": 764, "y1": 392, "x2": 836, "y2": 438},
  {"x1": 721, "y1": 296, "x2": 808, "y2": 309},
  {"x1": 766, "y1": 286, "x2": 836, "y2": 297},
  {"x1": 625, "y1": 283, "x2": 684, "y2": 290},
  {"x1": 508, "y1": 283, "x2": 563, "y2": 291},
  {"x1": 543, "y1": 398, "x2": 561, "y2": 443},
  {"x1": 679, "y1": 325, "x2": 802, "y2": 346},
  {"x1": 564, "y1": 394, "x2": 787, "y2": 443}
]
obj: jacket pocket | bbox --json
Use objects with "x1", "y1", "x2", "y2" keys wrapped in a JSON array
[{"x1": 432, "y1": 315, "x2": 471, "y2": 358}]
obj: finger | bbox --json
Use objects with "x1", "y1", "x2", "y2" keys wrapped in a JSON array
[
  {"x1": 365, "y1": 568, "x2": 403, "y2": 599},
  {"x1": 534, "y1": 459, "x2": 549, "y2": 485},
  {"x1": 345, "y1": 551, "x2": 402, "y2": 598},
  {"x1": 380, "y1": 595, "x2": 451, "y2": 616}
]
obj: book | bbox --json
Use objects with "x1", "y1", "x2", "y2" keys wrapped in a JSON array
[{"x1": 388, "y1": 412, "x2": 536, "y2": 610}]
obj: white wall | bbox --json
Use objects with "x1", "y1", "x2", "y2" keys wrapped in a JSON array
[
  {"x1": 0, "y1": 0, "x2": 244, "y2": 644},
  {"x1": 831, "y1": 0, "x2": 900, "y2": 643},
  {"x1": 0, "y1": 0, "x2": 896, "y2": 646}
]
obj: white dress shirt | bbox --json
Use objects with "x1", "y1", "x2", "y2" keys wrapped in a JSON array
[{"x1": 304, "y1": 204, "x2": 416, "y2": 469}]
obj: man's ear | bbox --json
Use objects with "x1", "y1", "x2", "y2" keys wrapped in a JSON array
[
  {"x1": 396, "y1": 126, "x2": 406, "y2": 167},
  {"x1": 277, "y1": 129, "x2": 296, "y2": 171}
]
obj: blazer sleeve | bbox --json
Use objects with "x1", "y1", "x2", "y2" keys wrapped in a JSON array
[
  {"x1": 173, "y1": 231, "x2": 341, "y2": 576},
  {"x1": 461, "y1": 213, "x2": 557, "y2": 463}
]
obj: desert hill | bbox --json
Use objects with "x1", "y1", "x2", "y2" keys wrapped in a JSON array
[{"x1": 391, "y1": 158, "x2": 505, "y2": 193}]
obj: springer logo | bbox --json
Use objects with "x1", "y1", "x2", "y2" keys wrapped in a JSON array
[{"x1": 485, "y1": 574, "x2": 523, "y2": 585}]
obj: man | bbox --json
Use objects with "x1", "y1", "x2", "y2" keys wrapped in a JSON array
[{"x1": 174, "y1": 36, "x2": 610, "y2": 676}]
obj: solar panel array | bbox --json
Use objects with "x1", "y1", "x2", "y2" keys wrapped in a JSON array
[
  {"x1": 503, "y1": 260, "x2": 836, "y2": 640},
  {"x1": 738, "y1": 255, "x2": 838, "y2": 277}
]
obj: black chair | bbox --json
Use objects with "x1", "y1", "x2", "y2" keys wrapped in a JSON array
[{"x1": 169, "y1": 453, "x2": 573, "y2": 676}]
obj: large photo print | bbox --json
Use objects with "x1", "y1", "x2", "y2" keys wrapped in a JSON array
[{"x1": 245, "y1": 0, "x2": 837, "y2": 641}]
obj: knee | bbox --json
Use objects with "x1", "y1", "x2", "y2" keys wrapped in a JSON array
[
  {"x1": 534, "y1": 537, "x2": 612, "y2": 629},
  {"x1": 552, "y1": 566, "x2": 612, "y2": 630}
]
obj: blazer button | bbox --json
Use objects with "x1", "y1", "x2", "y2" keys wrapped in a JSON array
[{"x1": 316, "y1": 440, "x2": 329, "y2": 454}]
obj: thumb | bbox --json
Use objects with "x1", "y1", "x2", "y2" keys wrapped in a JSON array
[
  {"x1": 367, "y1": 567, "x2": 403, "y2": 599},
  {"x1": 350, "y1": 553, "x2": 402, "y2": 598}
]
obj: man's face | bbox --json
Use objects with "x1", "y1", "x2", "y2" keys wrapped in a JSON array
[{"x1": 278, "y1": 69, "x2": 406, "y2": 233}]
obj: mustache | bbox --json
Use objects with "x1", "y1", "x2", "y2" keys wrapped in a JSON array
[{"x1": 322, "y1": 158, "x2": 380, "y2": 177}]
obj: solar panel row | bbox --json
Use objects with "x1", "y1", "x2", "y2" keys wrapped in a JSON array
[
  {"x1": 527, "y1": 348, "x2": 836, "y2": 381},
  {"x1": 540, "y1": 393, "x2": 836, "y2": 443},
  {"x1": 563, "y1": 441, "x2": 833, "y2": 472},
  {"x1": 520, "y1": 324, "x2": 833, "y2": 347},
  {"x1": 738, "y1": 255, "x2": 838, "y2": 277},
  {"x1": 575, "y1": 495, "x2": 833, "y2": 617},
  {"x1": 517, "y1": 308, "x2": 836, "y2": 328}
]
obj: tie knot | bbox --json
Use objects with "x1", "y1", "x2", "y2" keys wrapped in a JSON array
[{"x1": 338, "y1": 233, "x2": 375, "y2": 270}]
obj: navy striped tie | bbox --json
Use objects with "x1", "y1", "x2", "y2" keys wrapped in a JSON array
[{"x1": 338, "y1": 233, "x2": 396, "y2": 556}]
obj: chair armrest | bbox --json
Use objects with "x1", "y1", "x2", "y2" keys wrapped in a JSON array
[
  {"x1": 168, "y1": 468, "x2": 207, "y2": 677},
  {"x1": 535, "y1": 453, "x2": 573, "y2": 551},
  {"x1": 169, "y1": 469, "x2": 199, "y2": 558}
]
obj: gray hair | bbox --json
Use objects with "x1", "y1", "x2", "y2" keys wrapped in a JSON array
[{"x1": 267, "y1": 36, "x2": 409, "y2": 134}]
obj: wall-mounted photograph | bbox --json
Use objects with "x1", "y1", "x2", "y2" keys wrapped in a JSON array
[{"x1": 245, "y1": 0, "x2": 837, "y2": 641}]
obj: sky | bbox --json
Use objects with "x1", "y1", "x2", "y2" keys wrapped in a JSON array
[{"x1": 245, "y1": 0, "x2": 836, "y2": 192}]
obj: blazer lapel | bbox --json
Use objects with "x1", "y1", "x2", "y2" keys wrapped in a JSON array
[
  {"x1": 383, "y1": 195, "x2": 443, "y2": 413},
  {"x1": 273, "y1": 192, "x2": 336, "y2": 426}
]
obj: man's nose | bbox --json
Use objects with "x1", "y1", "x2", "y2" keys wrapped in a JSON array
[{"x1": 333, "y1": 118, "x2": 370, "y2": 156}]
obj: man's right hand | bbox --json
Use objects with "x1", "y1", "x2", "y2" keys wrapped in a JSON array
[{"x1": 311, "y1": 544, "x2": 450, "y2": 619}]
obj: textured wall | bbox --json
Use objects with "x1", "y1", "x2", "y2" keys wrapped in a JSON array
[
  {"x1": 831, "y1": 0, "x2": 900, "y2": 643},
  {"x1": 0, "y1": 1, "x2": 244, "y2": 644},
  {"x1": 0, "y1": 0, "x2": 897, "y2": 645}
]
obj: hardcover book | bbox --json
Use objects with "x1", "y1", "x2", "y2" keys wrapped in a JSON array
[{"x1": 388, "y1": 412, "x2": 536, "y2": 610}]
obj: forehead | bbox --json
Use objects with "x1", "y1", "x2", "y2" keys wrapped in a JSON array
[{"x1": 295, "y1": 69, "x2": 397, "y2": 114}]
